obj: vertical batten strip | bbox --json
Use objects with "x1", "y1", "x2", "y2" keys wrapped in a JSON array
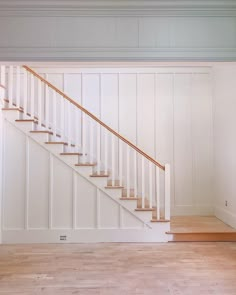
[
  {"x1": 119, "y1": 140, "x2": 123, "y2": 187},
  {"x1": 49, "y1": 154, "x2": 53, "y2": 229},
  {"x1": 16, "y1": 66, "x2": 20, "y2": 108},
  {"x1": 45, "y1": 82, "x2": 49, "y2": 130},
  {"x1": 60, "y1": 95, "x2": 65, "y2": 142},
  {"x1": 134, "y1": 151, "x2": 137, "y2": 199},
  {"x1": 111, "y1": 134, "x2": 115, "y2": 186},
  {"x1": 119, "y1": 205, "x2": 123, "y2": 229},
  {"x1": 25, "y1": 137, "x2": 29, "y2": 230},
  {"x1": 96, "y1": 189, "x2": 100, "y2": 229},
  {"x1": 141, "y1": 156, "x2": 145, "y2": 208},
  {"x1": 149, "y1": 162, "x2": 153, "y2": 209},
  {"x1": 126, "y1": 145, "x2": 130, "y2": 198},
  {"x1": 67, "y1": 102, "x2": 71, "y2": 150},
  {"x1": 156, "y1": 166, "x2": 160, "y2": 220},
  {"x1": 104, "y1": 129, "x2": 108, "y2": 175},
  {"x1": 38, "y1": 79, "x2": 42, "y2": 128},
  {"x1": 23, "y1": 70, "x2": 28, "y2": 118},
  {"x1": 82, "y1": 113, "x2": 86, "y2": 163},
  {"x1": 30, "y1": 74, "x2": 34, "y2": 119},
  {"x1": 97, "y1": 123, "x2": 101, "y2": 174},
  {"x1": 53, "y1": 91, "x2": 57, "y2": 141},
  {"x1": 8, "y1": 65, "x2": 13, "y2": 106},
  {"x1": 165, "y1": 163, "x2": 171, "y2": 220},
  {"x1": 90, "y1": 119, "x2": 94, "y2": 164},
  {"x1": 0, "y1": 65, "x2": 6, "y2": 86},
  {"x1": 72, "y1": 171, "x2": 77, "y2": 230}
]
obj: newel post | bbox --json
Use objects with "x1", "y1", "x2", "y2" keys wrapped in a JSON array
[{"x1": 164, "y1": 164, "x2": 171, "y2": 220}]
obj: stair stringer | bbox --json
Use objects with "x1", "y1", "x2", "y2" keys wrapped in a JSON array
[{"x1": 1, "y1": 110, "x2": 170, "y2": 243}]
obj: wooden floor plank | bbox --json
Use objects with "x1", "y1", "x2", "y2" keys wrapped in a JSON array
[{"x1": 1, "y1": 243, "x2": 236, "y2": 294}]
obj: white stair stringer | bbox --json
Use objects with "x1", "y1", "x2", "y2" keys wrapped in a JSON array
[{"x1": 1, "y1": 108, "x2": 170, "y2": 243}]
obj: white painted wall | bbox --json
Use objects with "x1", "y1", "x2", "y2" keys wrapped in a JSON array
[
  {"x1": 31, "y1": 65, "x2": 214, "y2": 215},
  {"x1": 213, "y1": 65, "x2": 236, "y2": 228}
]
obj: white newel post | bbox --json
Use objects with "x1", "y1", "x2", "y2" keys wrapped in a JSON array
[
  {"x1": 0, "y1": 84, "x2": 5, "y2": 243},
  {"x1": 164, "y1": 164, "x2": 171, "y2": 220}
]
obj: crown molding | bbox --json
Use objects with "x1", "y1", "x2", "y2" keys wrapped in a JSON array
[
  {"x1": 0, "y1": 0, "x2": 236, "y2": 17},
  {"x1": 0, "y1": 47, "x2": 236, "y2": 62}
]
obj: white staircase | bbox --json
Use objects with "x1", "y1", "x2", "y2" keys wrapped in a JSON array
[{"x1": 0, "y1": 65, "x2": 171, "y2": 243}]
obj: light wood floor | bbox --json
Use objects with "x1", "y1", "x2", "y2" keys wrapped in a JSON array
[
  {"x1": 1, "y1": 243, "x2": 236, "y2": 294},
  {"x1": 170, "y1": 216, "x2": 236, "y2": 233}
]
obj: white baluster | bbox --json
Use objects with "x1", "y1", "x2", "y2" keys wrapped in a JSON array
[
  {"x1": 164, "y1": 164, "x2": 171, "y2": 220},
  {"x1": 82, "y1": 113, "x2": 86, "y2": 163},
  {"x1": 67, "y1": 102, "x2": 71, "y2": 149},
  {"x1": 104, "y1": 129, "x2": 108, "y2": 175},
  {"x1": 8, "y1": 65, "x2": 13, "y2": 106},
  {"x1": 53, "y1": 91, "x2": 57, "y2": 140},
  {"x1": 0, "y1": 65, "x2": 6, "y2": 86},
  {"x1": 97, "y1": 123, "x2": 101, "y2": 174},
  {"x1": 156, "y1": 166, "x2": 160, "y2": 220},
  {"x1": 38, "y1": 79, "x2": 42, "y2": 128},
  {"x1": 16, "y1": 66, "x2": 20, "y2": 108},
  {"x1": 126, "y1": 145, "x2": 130, "y2": 198},
  {"x1": 61, "y1": 95, "x2": 65, "y2": 141},
  {"x1": 141, "y1": 156, "x2": 145, "y2": 208},
  {"x1": 30, "y1": 74, "x2": 34, "y2": 119},
  {"x1": 111, "y1": 135, "x2": 115, "y2": 186},
  {"x1": 149, "y1": 162, "x2": 152, "y2": 209},
  {"x1": 45, "y1": 83, "x2": 49, "y2": 130},
  {"x1": 90, "y1": 119, "x2": 94, "y2": 164},
  {"x1": 23, "y1": 70, "x2": 28, "y2": 118},
  {"x1": 119, "y1": 140, "x2": 123, "y2": 187},
  {"x1": 134, "y1": 151, "x2": 137, "y2": 198}
]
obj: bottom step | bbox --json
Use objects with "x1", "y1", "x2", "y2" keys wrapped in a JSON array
[{"x1": 167, "y1": 232, "x2": 236, "y2": 242}]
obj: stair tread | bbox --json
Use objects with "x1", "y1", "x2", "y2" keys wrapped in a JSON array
[
  {"x1": 151, "y1": 219, "x2": 170, "y2": 223},
  {"x1": 90, "y1": 173, "x2": 109, "y2": 177},
  {"x1": 120, "y1": 197, "x2": 139, "y2": 200},
  {"x1": 75, "y1": 163, "x2": 96, "y2": 166},
  {"x1": 61, "y1": 153, "x2": 83, "y2": 156},
  {"x1": 135, "y1": 208, "x2": 155, "y2": 211},
  {"x1": 30, "y1": 130, "x2": 53, "y2": 135},
  {"x1": 2, "y1": 107, "x2": 23, "y2": 112},
  {"x1": 45, "y1": 142, "x2": 68, "y2": 145},
  {"x1": 15, "y1": 119, "x2": 36, "y2": 122},
  {"x1": 105, "y1": 186, "x2": 124, "y2": 189}
]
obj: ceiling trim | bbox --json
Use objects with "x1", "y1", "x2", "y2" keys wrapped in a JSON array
[{"x1": 0, "y1": 0, "x2": 236, "y2": 17}]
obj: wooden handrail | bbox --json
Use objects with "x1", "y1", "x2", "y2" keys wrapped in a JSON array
[{"x1": 23, "y1": 65, "x2": 165, "y2": 171}]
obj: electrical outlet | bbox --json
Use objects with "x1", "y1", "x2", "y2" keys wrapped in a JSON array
[
  {"x1": 225, "y1": 200, "x2": 228, "y2": 207},
  {"x1": 60, "y1": 235, "x2": 67, "y2": 241}
]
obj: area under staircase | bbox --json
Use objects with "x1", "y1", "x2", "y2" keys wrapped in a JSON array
[{"x1": 0, "y1": 65, "x2": 171, "y2": 243}]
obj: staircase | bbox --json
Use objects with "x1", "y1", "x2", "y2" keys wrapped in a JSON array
[{"x1": 0, "y1": 65, "x2": 171, "y2": 243}]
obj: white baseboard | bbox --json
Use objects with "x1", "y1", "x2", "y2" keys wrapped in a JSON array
[
  {"x1": 172, "y1": 205, "x2": 214, "y2": 216},
  {"x1": 2, "y1": 226, "x2": 170, "y2": 243},
  {"x1": 214, "y1": 206, "x2": 236, "y2": 229}
]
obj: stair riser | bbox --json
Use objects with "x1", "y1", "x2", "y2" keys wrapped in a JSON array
[
  {"x1": 135, "y1": 211, "x2": 152, "y2": 221},
  {"x1": 16, "y1": 122, "x2": 35, "y2": 133},
  {"x1": 90, "y1": 177, "x2": 108, "y2": 188},
  {"x1": 60, "y1": 155, "x2": 79, "y2": 166},
  {"x1": 2, "y1": 110, "x2": 20, "y2": 122},
  {"x1": 119, "y1": 200, "x2": 137, "y2": 211},
  {"x1": 104, "y1": 189, "x2": 122, "y2": 199},
  {"x1": 75, "y1": 166, "x2": 93, "y2": 176},
  {"x1": 44, "y1": 144, "x2": 64, "y2": 154},
  {"x1": 30, "y1": 133, "x2": 49, "y2": 143}
]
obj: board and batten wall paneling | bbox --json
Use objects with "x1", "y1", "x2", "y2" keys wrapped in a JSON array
[
  {"x1": 14, "y1": 66, "x2": 213, "y2": 216},
  {"x1": 1, "y1": 120, "x2": 145, "y2": 236},
  {"x1": 3, "y1": 122, "x2": 26, "y2": 229},
  {"x1": 213, "y1": 65, "x2": 236, "y2": 228}
]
